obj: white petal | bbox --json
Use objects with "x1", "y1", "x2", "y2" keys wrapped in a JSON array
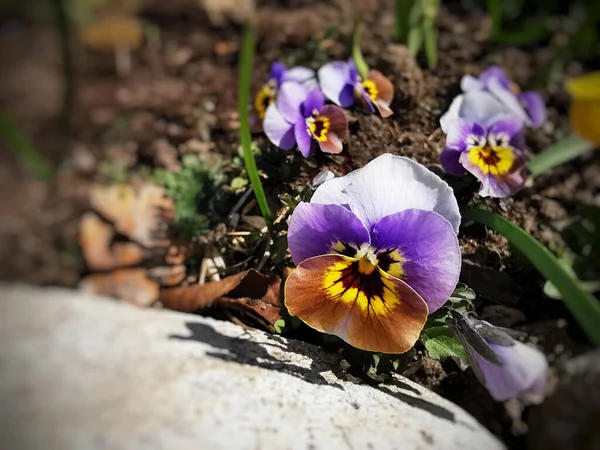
[
  {"x1": 487, "y1": 77, "x2": 530, "y2": 125},
  {"x1": 311, "y1": 154, "x2": 461, "y2": 234},
  {"x1": 458, "y1": 90, "x2": 510, "y2": 126},
  {"x1": 440, "y1": 95, "x2": 464, "y2": 133},
  {"x1": 283, "y1": 66, "x2": 316, "y2": 84},
  {"x1": 460, "y1": 74, "x2": 484, "y2": 92}
]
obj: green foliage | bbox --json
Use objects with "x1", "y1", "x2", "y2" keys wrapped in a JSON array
[
  {"x1": 463, "y1": 207, "x2": 600, "y2": 345},
  {"x1": 342, "y1": 347, "x2": 410, "y2": 384},
  {"x1": 419, "y1": 283, "x2": 475, "y2": 365},
  {"x1": 0, "y1": 111, "x2": 53, "y2": 181},
  {"x1": 351, "y1": 23, "x2": 369, "y2": 80},
  {"x1": 545, "y1": 205, "x2": 600, "y2": 298},
  {"x1": 421, "y1": 326, "x2": 468, "y2": 365},
  {"x1": 528, "y1": 134, "x2": 595, "y2": 177},
  {"x1": 151, "y1": 154, "x2": 224, "y2": 239},
  {"x1": 395, "y1": 0, "x2": 439, "y2": 69},
  {"x1": 238, "y1": 22, "x2": 272, "y2": 226}
]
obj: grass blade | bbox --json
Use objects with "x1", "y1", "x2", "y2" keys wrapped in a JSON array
[
  {"x1": 463, "y1": 208, "x2": 600, "y2": 345},
  {"x1": 351, "y1": 22, "x2": 369, "y2": 80},
  {"x1": 0, "y1": 112, "x2": 53, "y2": 181},
  {"x1": 528, "y1": 134, "x2": 595, "y2": 177},
  {"x1": 394, "y1": 0, "x2": 415, "y2": 43},
  {"x1": 422, "y1": 0, "x2": 439, "y2": 69},
  {"x1": 238, "y1": 22, "x2": 271, "y2": 225}
]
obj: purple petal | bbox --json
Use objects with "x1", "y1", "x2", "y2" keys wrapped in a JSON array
[
  {"x1": 471, "y1": 341, "x2": 548, "y2": 403},
  {"x1": 301, "y1": 90, "x2": 325, "y2": 118},
  {"x1": 294, "y1": 119, "x2": 313, "y2": 158},
  {"x1": 357, "y1": 86, "x2": 377, "y2": 113},
  {"x1": 287, "y1": 202, "x2": 370, "y2": 265},
  {"x1": 518, "y1": 91, "x2": 546, "y2": 128},
  {"x1": 318, "y1": 61, "x2": 355, "y2": 107},
  {"x1": 486, "y1": 77, "x2": 529, "y2": 125},
  {"x1": 263, "y1": 104, "x2": 296, "y2": 150},
  {"x1": 370, "y1": 209, "x2": 461, "y2": 312},
  {"x1": 276, "y1": 82, "x2": 309, "y2": 123},
  {"x1": 269, "y1": 62, "x2": 286, "y2": 85},
  {"x1": 446, "y1": 120, "x2": 486, "y2": 151},
  {"x1": 479, "y1": 66, "x2": 511, "y2": 90},
  {"x1": 347, "y1": 58, "x2": 359, "y2": 81},
  {"x1": 311, "y1": 154, "x2": 462, "y2": 234},
  {"x1": 282, "y1": 66, "x2": 315, "y2": 84},
  {"x1": 440, "y1": 148, "x2": 467, "y2": 175},
  {"x1": 487, "y1": 114, "x2": 524, "y2": 141}
]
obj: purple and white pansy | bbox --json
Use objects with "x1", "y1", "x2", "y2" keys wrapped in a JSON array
[
  {"x1": 263, "y1": 82, "x2": 348, "y2": 157},
  {"x1": 441, "y1": 114, "x2": 528, "y2": 198},
  {"x1": 439, "y1": 66, "x2": 546, "y2": 198},
  {"x1": 284, "y1": 154, "x2": 462, "y2": 353},
  {"x1": 448, "y1": 311, "x2": 548, "y2": 404},
  {"x1": 253, "y1": 62, "x2": 317, "y2": 122},
  {"x1": 318, "y1": 58, "x2": 394, "y2": 118}
]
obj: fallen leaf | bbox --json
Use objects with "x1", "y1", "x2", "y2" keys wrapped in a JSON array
[
  {"x1": 80, "y1": 14, "x2": 144, "y2": 52},
  {"x1": 160, "y1": 269, "x2": 283, "y2": 331},
  {"x1": 80, "y1": 268, "x2": 159, "y2": 307},
  {"x1": 79, "y1": 212, "x2": 145, "y2": 270},
  {"x1": 89, "y1": 183, "x2": 174, "y2": 247}
]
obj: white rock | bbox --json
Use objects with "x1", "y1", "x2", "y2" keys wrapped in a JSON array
[{"x1": 0, "y1": 284, "x2": 505, "y2": 450}]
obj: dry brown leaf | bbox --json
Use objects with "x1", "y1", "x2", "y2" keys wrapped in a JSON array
[
  {"x1": 80, "y1": 268, "x2": 159, "y2": 307},
  {"x1": 160, "y1": 269, "x2": 283, "y2": 330},
  {"x1": 80, "y1": 15, "x2": 144, "y2": 51},
  {"x1": 89, "y1": 183, "x2": 173, "y2": 248},
  {"x1": 79, "y1": 212, "x2": 145, "y2": 270}
]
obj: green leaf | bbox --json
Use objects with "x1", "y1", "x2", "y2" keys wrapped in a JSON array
[
  {"x1": 447, "y1": 282, "x2": 476, "y2": 314},
  {"x1": 528, "y1": 134, "x2": 595, "y2": 177},
  {"x1": 230, "y1": 177, "x2": 248, "y2": 190},
  {"x1": 394, "y1": 0, "x2": 415, "y2": 43},
  {"x1": 421, "y1": 325, "x2": 468, "y2": 364},
  {"x1": 238, "y1": 22, "x2": 271, "y2": 226},
  {"x1": 463, "y1": 207, "x2": 600, "y2": 345},
  {"x1": 274, "y1": 319, "x2": 286, "y2": 334}
]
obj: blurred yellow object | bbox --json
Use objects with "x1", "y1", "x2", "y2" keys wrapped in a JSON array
[
  {"x1": 565, "y1": 71, "x2": 600, "y2": 146},
  {"x1": 80, "y1": 14, "x2": 143, "y2": 51}
]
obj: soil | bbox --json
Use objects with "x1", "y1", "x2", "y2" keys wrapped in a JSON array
[{"x1": 0, "y1": 1, "x2": 598, "y2": 448}]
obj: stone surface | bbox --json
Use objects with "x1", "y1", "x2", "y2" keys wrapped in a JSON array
[{"x1": 0, "y1": 284, "x2": 505, "y2": 450}]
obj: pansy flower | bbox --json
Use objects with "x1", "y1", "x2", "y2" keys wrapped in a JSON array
[
  {"x1": 285, "y1": 154, "x2": 461, "y2": 353},
  {"x1": 441, "y1": 114, "x2": 528, "y2": 198},
  {"x1": 461, "y1": 66, "x2": 546, "y2": 128},
  {"x1": 252, "y1": 62, "x2": 317, "y2": 123},
  {"x1": 318, "y1": 58, "x2": 394, "y2": 118},
  {"x1": 448, "y1": 311, "x2": 548, "y2": 404},
  {"x1": 264, "y1": 82, "x2": 348, "y2": 157}
]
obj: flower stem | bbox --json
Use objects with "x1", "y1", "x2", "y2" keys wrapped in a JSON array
[
  {"x1": 527, "y1": 134, "x2": 595, "y2": 177},
  {"x1": 238, "y1": 22, "x2": 271, "y2": 226},
  {"x1": 463, "y1": 207, "x2": 600, "y2": 346},
  {"x1": 351, "y1": 22, "x2": 369, "y2": 80}
]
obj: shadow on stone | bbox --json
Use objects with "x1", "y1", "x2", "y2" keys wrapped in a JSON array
[
  {"x1": 376, "y1": 385, "x2": 456, "y2": 423},
  {"x1": 170, "y1": 321, "x2": 344, "y2": 390},
  {"x1": 170, "y1": 321, "x2": 456, "y2": 423}
]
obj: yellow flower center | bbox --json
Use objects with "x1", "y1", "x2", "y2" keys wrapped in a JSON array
[
  {"x1": 467, "y1": 145, "x2": 515, "y2": 176},
  {"x1": 362, "y1": 79, "x2": 379, "y2": 101},
  {"x1": 307, "y1": 115, "x2": 331, "y2": 142},
  {"x1": 254, "y1": 84, "x2": 275, "y2": 119}
]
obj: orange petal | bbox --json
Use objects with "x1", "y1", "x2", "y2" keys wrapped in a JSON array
[
  {"x1": 284, "y1": 254, "x2": 428, "y2": 354},
  {"x1": 367, "y1": 70, "x2": 394, "y2": 118}
]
